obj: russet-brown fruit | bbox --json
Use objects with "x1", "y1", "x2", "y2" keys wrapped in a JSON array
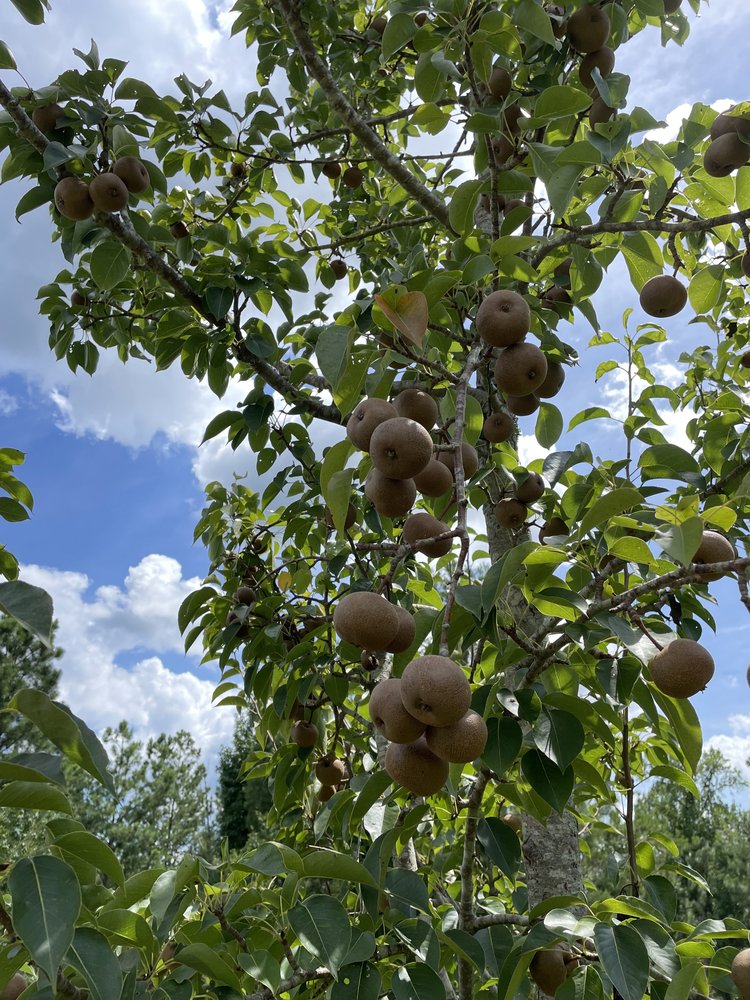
[
  {"x1": 542, "y1": 285, "x2": 573, "y2": 309},
  {"x1": 742, "y1": 252, "x2": 750, "y2": 279},
  {"x1": 494, "y1": 343, "x2": 548, "y2": 396},
  {"x1": 487, "y1": 65, "x2": 512, "y2": 102},
  {"x1": 649, "y1": 638, "x2": 715, "y2": 698},
  {"x1": 330, "y1": 259, "x2": 347, "y2": 281},
  {"x1": 32, "y1": 102, "x2": 64, "y2": 133},
  {"x1": 495, "y1": 498, "x2": 527, "y2": 530},
  {"x1": 170, "y1": 220, "x2": 189, "y2": 239},
  {"x1": 324, "y1": 502, "x2": 357, "y2": 531},
  {"x1": 704, "y1": 133, "x2": 750, "y2": 177},
  {"x1": 567, "y1": 6, "x2": 610, "y2": 52},
  {"x1": 371, "y1": 15, "x2": 388, "y2": 34},
  {"x1": 369, "y1": 678, "x2": 426, "y2": 743},
  {"x1": 425, "y1": 710, "x2": 488, "y2": 763},
  {"x1": 476, "y1": 289, "x2": 530, "y2": 347},
  {"x1": 710, "y1": 108, "x2": 750, "y2": 141},
  {"x1": 333, "y1": 591, "x2": 400, "y2": 650},
  {"x1": 403, "y1": 512, "x2": 453, "y2": 557},
  {"x1": 590, "y1": 97, "x2": 615, "y2": 127},
  {"x1": 692, "y1": 530, "x2": 736, "y2": 580},
  {"x1": 365, "y1": 469, "x2": 416, "y2": 518},
  {"x1": 413, "y1": 458, "x2": 454, "y2": 497},
  {"x1": 0, "y1": 974, "x2": 27, "y2": 1000},
  {"x1": 343, "y1": 166, "x2": 364, "y2": 188},
  {"x1": 316, "y1": 755, "x2": 346, "y2": 786},
  {"x1": 369, "y1": 417, "x2": 433, "y2": 480},
  {"x1": 317, "y1": 784, "x2": 335, "y2": 802},
  {"x1": 387, "y1": 605, "x2": 417, "y2": 654},
  {"x1": 393, "y1": 388, "x2": 439, "y2": 430},
  {"x1": 346, "y1": 397, "x2": 398, "y2": 451},
  {"x1": 506, "y1": 394, "x2": 540, "y2": 417},
  {"x1": 731, "y1": 948, "x2": 750, "y2": 1000},
  {"x1": 400, "y1": 655, "x2": 471, "y2": 727},
  {"x1": 89, "y1": 172, "x2": 130, "y2": 212},
  {"x1": 322, "y1": 160, "x2": 341, "y2": 179},
  {"x1": 483, "y1": 411, "x2": 515, "y2": 443},
  {"x1": 530, "y1": 947, "x2": 575, "y2": 995},
  {"x1": 663, "y1": 0, "x2": 682, "y2": 11},
  {"x1": 291, "y1": 720, "x2": 318, "y2": 748},
  {"x1": 437, "y1": 442, "x2": 479, "y2": 480},
  {"x1": 579, "y1": 46, "x2": 615, "y2": 90},
  {"x1": 539, "y1": 517, "x2": 569, "y2": 544},
  {"x1": 113, "y1": 155, "x2": 150, "y2": 194},
  {"x1": 537, "y1": 361, "x2": 566, "y2": 398},
  {"x1": 515, "y1": 472, "x2": 545, "y2": 503},
  {"x1": 54, "y1": 177, "x2": 94, "y2": 221},
  {"x1": 385, "y1": 737, "x2": 449, "y2": 795},
  {"x1": 639, "y1": 274, "x2": 687, "y2": 318},
  {"x1": 234, "y1": 586, "x2": 256, "y2": 605}
]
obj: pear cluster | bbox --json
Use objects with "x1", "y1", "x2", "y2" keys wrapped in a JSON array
[
  {"x1": 495, "y1": 470, "x2": 546, "y2": 532},
  {"x1": 564, "y1": 6, "x2": 617, "y2": 128},
  {"x1": 704, "y1": 107, "x2": 750, "y2": 178},
  {"x1": 368, "y1": 656, "x2": 487, "y2": 795},
  {"x1": 53, "y1": 156, "x2": 150, "y2": 221}
]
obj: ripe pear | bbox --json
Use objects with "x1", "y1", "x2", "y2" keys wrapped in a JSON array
[
  {"x1": 330, "y1": 259, "x2": 348, "y2": 281},
  {"x1": 530, "y1": 947, "x2": 575, "y2": 995},
  {"x1": 539, "y1": 517, "x2": 569, "y2": 544},
  {"x1": 393, "y1": 388, "x2": 439, "y2": 430},
  {"x1": 113, "y1": 155, "x2": 150, "y2": 194},
  {"x1": 54, "y1": 177, "x2": 94, "y2": 221},
  {"x1": 333, "y1": 591, "x2": 400, "y2": 650},
  {"x1": 488, "y1": 65, "x2": 512, "y2": 102},
  {"x1": 387, "y1": 605, "x2": 417, "y2": 654},
  {"x1": 385, "y1": 737, "x2": 449, "y2": 795},
  {"x1": 322, "y1": 160, "x2": 341, "y2": 178},
  {"x1": 542, "y1": 285, "x2": 573, "y2": 309},
  {"x1": 346, "y1": 397, "x2": 397, "y2": 451},
  {"x1": 343, "y1": 166, "x2": 364, "y2": 188},
  {"x1": 710, "y1": 108, "x2": 750, "y2": 141},
  {"x1": 400, "y1": 655, "x2": 471, "y2": 727},
  {"x1": 494, "y1": 343, "x2": 548, "y2": 396},
  {"x1": 495, "y1": 498, "x2": 527, "y2": 530},
  {"x1": 413, "y1": 458, "x2": 453, "y2": 497},
  {"x1": 361, "y1": 650, "x2": 379, "y2": 671},
  {"x1": 483, "y1": 411, "x2": 515, "y2": 443},
  {"x1": 649, "y1": 638, "x2": 714, "y2": 698},
  {"x1": 515, "y1": 472, "x2": 545, "y2": 503},
  {"x1": 370, "y1": 417, "x2": 433, "y2": 480},
  {"x1": 476, "y1": 289, "x2": 530, "y2": 347},
  {"x1": 371, "y1": 15, "x2": 388, "y2": 34},
  {"x1": 579, "y1": 46, "x2": 615, "y2": 90},
  {"x1": 507, "y1": 394, "x2": 540, "y2": 417},
  {"x1": 425, "y1": 710, "x2": 488, "y2": 763},
  {"x1": 324, "y1": 502, "x2": 357, "y2": 531},
  {"x1": 234, "y1": 586, "x2": 256, "y2": 605},
  {"x1": 704, "y1": 133, "x2": 750, "y2": 177},
  {"x1": 71, "y1": 290, "x2": 86, "y2": 308},
  {"x1": 403, "y1": 512, "x2": 453, "y2": 557},
  {"x1": 589, "y1": 97, "x2": 615, "y2": 127},
  {"x1": 32, "y1": 102, "x2": 64, "y2": 133},
  {"x1": 437, "y1": 442, "x2": 479, "y2": 480},
  {"x1": 316, "y1": 755, "x2": 346, "y2": 786},
  {"x1": 492, "y1": 134, "x2": 515, "y2": 167},
  {"x1": 0, "y1": 974, "x2": 27, "y2": 1000},
  {"x1": 741, "y1": 351, "x2": 750, "y2": 369},
  {"x1": 317, "y1": 784, "x2": 335, "y2": 802},
  {"x1": 692, "y1": 530, "x2": 735, "y2": 580},
  {"x1": 365, "y1": 469, "x2": 416, "y2": 518},
  {"x1": 89, "y1": 173, "x2": 130, "y2": 212},
  {"x1": 742, "y1": 252, "x2": 750, "y2": 279},
  {"x1": 639, "y1": 275, "x2": 687, "y2": 318},
  {"x1": 537, "y1": 361, "x2": 566, "y2": 398},
  {"x1": 170, "y1": 220, "x2": 189, "y2": 239},
  {"x1": 369, "y1": 678, "x2": 426, "y2": 743},
  {"x1": 731, "y1": 948, "x2": 750, "y2": 1000},
  {"x1": 291, "y1": 720, "x2": 318, "y2": 748},
  {"x1": 566, "y1": 6, "x2": 610, "y2": 52}
]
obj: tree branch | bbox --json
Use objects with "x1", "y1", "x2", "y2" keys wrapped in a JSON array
[
  {"x1": 458, "y1": 768, "x2": 490, "y2": 1000},
  {"x1": 270, "y1": 0, "x2": 452, "y2": 230}
]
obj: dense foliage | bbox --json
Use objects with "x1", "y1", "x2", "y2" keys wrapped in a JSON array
[{"x1": 1, "y1": 0, "x2": 750, "y2": 998}]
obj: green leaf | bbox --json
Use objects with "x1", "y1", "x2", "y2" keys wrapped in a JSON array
[
  {"x1": 513, "y1": 0, "x2": 558, "y2": 44},
  {"x1": 568, "y1": 407, "x2": 614, "y2": 431},
  {"x1": 239, "y1": 951, "x2": 281, "y2": 992},
  {"x1": 483, "y1": 717, "x2": 523, "y2": 775},
  {"x1": 521, "y1": 749, "x2": 574, "y2": 813},
  {"x1": 654, "y1": 516, "x2": 704, "y2": 565},
  {"x1": 620, "y1": 233, "x2": 663, "y2": 291},
  {"x1": 303, "y1": 850, "x2": 377, "y2": 887},
  {"x1": 534, "y1": 86, "x2": 592, "y2": 121},
  {"x1": 415, "y1": 53, "x2": 445, "y2": 103},
  {"x1": 593, "y1": 923, "x2": 649, "y2": 1000},
  {"x1": 381, "y1": 12, "x2": 415, "y2": 59},
  {"x1": 53, "y1": 832, "x2": 125, "y2": 888},
  {"x1": 0, "y1": 780, "x2": 71, "y2": 814},
  {"x1": 0, "y1": 41, "x2": 17, "y2": 69},
  {"x1": 15, "y1": 185, "x2": 51, "y2": 221},
  {"x1": 639, "y1": 444, "x2": 702, "y2": 487},
  {"x1": 331, "y1": 964, "x2": 381, "y2": 1000},
  {"x1": 664, "y1": 960, "x2": 701, "y2": 1000},
  {"x1": 8, "y1": 0, "x2": 45, "y2": 25},
  {"x1": 0, "y1": 581, "x2": 53, "y2": 645},
  {"x1": 176, "y1": 944, "x2": 243, "y2": 992},
  {"x1": 206, "y1": 286, "x2": 233, "y2": 321},
  {"x1": 288, "y1": 895, "x2": 352, "y2": 979},
  {"x1": 558, "y1": 965, "x2": 606, "y2": 1000},
  {"x1": 688, "y1": 265, "x2": 724, "y2": 314},
  {"x1": 90, "y1": 242, "x2": 131, "y2": 291},
  {"x1": 449, "y1": 179, "x2": 484, "y2": 235},
  {"x1": 391, "y1": 963, "x2": 447, "y2": 1000},
  {"x1": 66, "y1": 928, "x2": 122, "y2": 1000},
  {"x1": 533, "y1": 709, "x2": 585, "y2": 772},
  {"x1": 0, "y1": 753, "x2": 64, "y2": 785},
  {"x1": 535, "y1": 403, "x2": 563, "y2": 448},
  {"x1": 6, "y1": 690, "x2": 114, "y2": 792},
  {"x1": 442, "y1": 929, "x2": 486, "y2": 971},
  {"x1": 477, "y1": 817, "x2": 521, "y2": 878},
  {"x1": 651, "y1": 690, "x2": 702, "y2": 771},
  {"x1": 316, "y1": 326, "x2": 350, "y2": 391},
  {"x1": 385, "y1": 869, "x2": 430, "y2": 914},
  {"x1": 8, "y1": 856, "x2": 81, "y2": 983},
  {"x1": 246, "y1": 841, "x2": 304, "y2": 876},
  {"x1": 578, "y1": 487, "x2": 643, "y2": 536}
]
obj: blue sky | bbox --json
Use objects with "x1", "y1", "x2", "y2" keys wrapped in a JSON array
[{"x1": 0, "y1": 0, "x2": 749, "y2": 781}]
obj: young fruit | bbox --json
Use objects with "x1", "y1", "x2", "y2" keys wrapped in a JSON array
[
  {"x1": 506, "y1": 394, "x2": 540, "y2": 416},
  {"x1": 537, "y1": 361, "x2": 566, "y2": 398},
  {"x1": 495, "y1": 498, "x2": 527, "y2": 530},
  {"x1": 365, "y1": 470, "x2": 416, "y2": 518},
  {"x1": 385, "y1": 738, "x2": 449, "y2": 795},
  {"x1": 32, "y1": 102, "x2": 64, "y2": 133},
  {"x1": 403, "y1": 512, "x2": 453, "y2": 557},
  {"x1": 710, "y1": 108, "x2": 750, "y2": 141},
  {"x1": 731, "y1": 948, "x2": 750, "y2": 1000},
  {"x1": 639, "y1": 274, "x2": 687, "y2": 318},
  {"x1": 476, "y1": 289, "x2": 530, "y2": 347},
  {"x1": 330, "y1": 259, "x2": 347, "y2": 281},
  {"x1": 539, "y1": 517, "x2": 569, "y2": 544},
  {"x1": 542, "y1": 285, "x2": 573, "y2": 309},
  {"x1": 386, "y1": 605, "x2": 417, "y2": 654},
  {"x1": 324, "y1": 502, "x2": 357, "y2": 531},
  {"x1": 322, "y1": 160, "x2": 341, "y2": 179},
  {"x1": 369, "y1": 417, "x2": 433, "y2": 480},
  {"x1": 71, "y1": 290, "x2": 86, "y2": 308},
  {"x1": 566, "y1": 6, "x2": 610, "y2": 52},
  {"x1": 361, "y1": 650, "x2": 380, "y2": 671},
  {"x1": 54, "y1": 177, "x2": 94, "y2": 221},
  {"x1": 342, "y1": 166, "x2": 364, "y2": 188},
  {"x1": 400, "y1": 655, "x2": 471, "y2": 727},
  {"x1": 291, "y1": 720, "x2": 318, "y2": 748},
  {"x1": 333, "y1": 591, "x2": 400, "y2": 650},
  {"x1": 371, "y1": 15, "x2": 388, "y2": 34},
  {"x1": 579, "y1": 46, "x2": 615, "y2": 90},
  {"x1": 317, "y1": 784, "x2": 335, "y2": 802},
  {"x1": 483, "y1": 412, "x2": 515, "y2": 443},
  {"x1": 393, "y1": 388, "x2": 439, "y2": 430},
  {"x1": 494, "y1": 343, "x2": 548, "y2": 396},
  {"x1": 530, "y1": 947, "x2": 575, "y2": 995},
  {"x1": 316, "y1": 755, "x2": 346, "y2": 785},
  {"x1": 692, "y1": 530, "x2": 736, "y2": 581},
  {"x1": 233, "y1": 586, "x2": 256, "y2": 605},
  {"x1": 704, "y1": 133, "x2": 750, "y2": 177},
  {"x1": 369, "y1": 678, "x2": 426, "y2": 743},
  {"x1": 515, "y1": 472, "x2": 545, "y2": 503},
  {"x1": 346, "y1": 397, "x2": 398, "y2": 451},
  {"x1": 589, "y1": 97, "x2": 615, "y2": 127},
  {"x1": 89, "y1": 173, "x2": 130, "y2": 212},
  {"x1": 488, "y1": 65, "x2": 512, "y2": 102},
  {"x1": 113, "y1": 155, "x2": 150, "y2": 194},
  {"x1": 170, "y1": 220, "x2": 189, "y2": 239},
  {"x1": 437, "y1": 442, "x2": 479, "y2": 480},
  {"x1": 413, "y1": 458, "x2": 454, "y2": 497},
  {"x1": 425, "y1": 710, "x2": 488, "y2": 763},
  {"x1": 649, "y1": 638, "x2": 715, "y2": 698}
]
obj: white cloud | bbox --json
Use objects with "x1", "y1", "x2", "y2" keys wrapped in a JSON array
[
  {"x1": 707, "y1": 712, "x2": 750, "y2": 782},
  {"x1": 0, "y1": 390, "x2": 18, "y2": 415},
  {"x1": 19, "y1": 557, "x2": 235, "y2": 774}
]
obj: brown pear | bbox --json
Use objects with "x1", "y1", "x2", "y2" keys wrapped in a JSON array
[
  {"x1": 325, "y1": 502, "x2": 357, "y2": 531},
  {"x1": 89, "y1": 172, "x2": 130, "y2": 212},
  {"x1": 343, "y1": 166, "x2": 364, "y2": 188},
  {"x1": 291, "y1": 720, "x2": 318, "y2": 748},
  {"x1": 488, "y1": 65, "x2": 512, "y2": 102},
  {"x1": 506, "y1": 394, "x2": 540, "y2": 417},
  {"x1": 494, "y1": 343, "x2": 548, "y2": 396},
  {"x1": 539, "y1": 517, "x2": 569, "y2": 544},
  {"x1": 369, "y1": 417, "x2": 433, "y2": 480},
  {"x1": 413, "y1": 459, "x2": 454, "y2": 497},
  {"x1": 476, "y1": 290, "x2": 530, "y2": 347},
  {"x1": 663, "y1": 0, "x2": 682, "y2": 11},
  {"x1": 330, "y1": 259, "x2": 348, "y2": 281},
  {"x1": 590, "y1": 97, "x2": 615, "y2": 127},
  {"x1": 542, "y1": 285, "x2": 573, "y2": 309},
  {"x1": 346, "y1": 397, "x2": 398, "y2": 451},
  {"x1": 649, "y1": 638, "x2": 714, "y2": 698},
  {"x1": 385, "y1": 738, "x2": 449, "y2": 795},
  {"x1": 54, "y1": 177, "x2": 94, "y2": 221},
  {"x1": 234, "y1": 586, "x2": 256, "y2": 606},
  {"x1": 530, "y1": 947, "x2": 574, "y2": 995},
  {"x1": 371, "y1": 15, "x2": 388, "y2": 34},
  {"x1": 495, "y1": 498, "x2": 527, "y2": 530},
  {"x1": 742, "y1": 252, "x2": 750, "y2": 279},
  {"x1": 0, "y1": 974, "x2": 27, "y2": 1000},
  {"x1": 731, "y1": 948, "x2": 750, "y2": 1000},
  {"x1": 403, "y1": 512, "x2": 453, "y2": 557},
  {"x1": 322, "y1": 161, "x2": 341, "y2": 178},
  {"x1": 483, "y1": 412, "x2": 515, "y2": 443},
  {"x1": 639, "y1": 275, "x2": 687, "y2": 318},
  {"x1": 704, "y1": 133, "x2": 750, "y2": 177},
  {"x1": 692, "y1": 530, "x2": 736, "y2": 581},
  {"x1": 316, "y1": 755, "x2": 346, "y2": 786},
  {"x1": 365, "y1": 469, "x2": 416, "y2": 518},
  {"x1": 515, "y1": 472, "x2": 545, "y2": 503},
  {"x1": 361, "y1": 650, "x2": 379, "y2": 671},
  {"x1": 393, "y1": 388, "x2": 439, "y2": 430},
  {"x1": 400, "y1": 655, "x2": 471, "y2": 727},
  {"x1": 710, "y1": 108, "x2": 750, "y2": 140},
  {"x1": 579, "y1": 46, "x2": 615, "y2": 90},
  {"x1": 567, "y1": 6, "x2": 610, "y2": 52},
  {"x1": 437, "y1": 442, "x2": 479, "y2": 480},
  {"x1": 32, "y1": 102, "x2": 64, "y2": 133},
  {"x1": 333, "y1": 591, "x2": 400, "y2": 649},
  {"x1": 369, "y1": 678, "x2": 426, "y2": 743},
  {"x1": 387, "y1": 605, "x2": 417, "y2": 654},
  {"x1": 170, "y1": 220, "x2": 189, "y2": 239},
  {"x1": 317, "y1": 784, "x2": 335, "y2": 802},
  {"x1": 537, "y1": 361, "x2": 566, "y2": 398},
  {"x1": 425, "y1": 710, "x2": 488, "y2": 763},
  {"x1": 113, "y1": 155, "x2": 150, "y2": 194}
]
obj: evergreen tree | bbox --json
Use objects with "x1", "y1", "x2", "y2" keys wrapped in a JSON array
[
  {"x1": 0, "y1": 616, "x2": 61, "y2": 754},
  {"x1": 217, "y1": 712, "x2": 273, "y2": 852}
]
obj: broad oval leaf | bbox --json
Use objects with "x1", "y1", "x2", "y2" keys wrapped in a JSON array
[
  {"x1": 593, "y1": 922, "x2": 649, "y2": 1000},
  {"x1": 66, "y1": 928, "x2": 122, "y2": 1000},
  {"x1": 288, "y1": 895, "x2": 352, "y2": 979}
]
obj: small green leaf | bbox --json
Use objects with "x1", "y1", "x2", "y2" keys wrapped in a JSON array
[
  {"x1": 381, "y1": 12, "x2": 416, "y2": 59},
  {"x1": 579, "y1": 487, "x2": 643, "y2": 536},
  {"x1": 176, "y1": 944, "x2": 243, "y2": 992},
  {"x1": 0, "y1": 581, "x2": 53, "y2": 645},
  {"x1": 90, "y1": 242, "x2": 131, "y2": 291},
  {"x1": 534, "y1": 86, "x2": 592, "y2": 121},
  {"x1": 0, "y1": 41, "x2": 17, "y2": 70},
  {"x1": 477, "y1": 817, "x2": 521, "y2": 878},
  {"x1": 303, "y1": 850, "x2": 377, "y2": 887},
  {"x1": 513, "y1": 0, "x2": 558, "y2": 44},
  {"x1": 483, "y1": 717, "x2": 523, "y2": 775},
  {"x1": 521, "y1": 749, "x2": 574, "y2": 813},
  {"x1": 449, "y1": 179, "x2": 484, "y2": 235},
  {"x1": 391, "y1": 963, "x2": 447, "y2": 1000},
  {"x1": 535, "y1": 403, "x2": 563, "y2": 448}
]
